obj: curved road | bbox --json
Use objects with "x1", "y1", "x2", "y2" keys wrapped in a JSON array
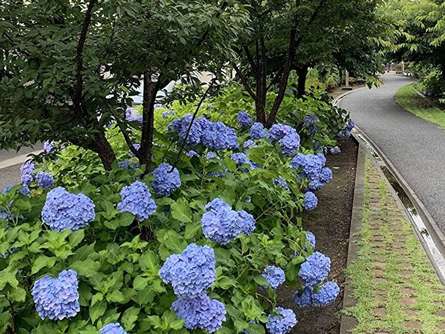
[{"x1": 339, "y1": 74, "x2": 445, "y2": 235}]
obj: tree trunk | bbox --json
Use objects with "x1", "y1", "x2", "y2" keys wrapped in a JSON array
[
  {"x1": 255, "y1": 37, "x2": 267, "y2": 124},
  {"x1": 297, "y1": 65, "x2": 309, "y2": 97},
  {"x1": 140, "y1": 73, "x2": 158, "y2": 170},
  {"x1": 93, "y1": 130, "x2": 116, "y2": 171}
]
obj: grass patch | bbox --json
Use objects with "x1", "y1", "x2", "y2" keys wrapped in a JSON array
[{"x1": 395, "y1": 83, "x2": 445, "y2": 128}]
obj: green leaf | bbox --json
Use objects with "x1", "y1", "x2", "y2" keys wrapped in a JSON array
[
  {"x1": 9, "y1": 287, "x2": 26, "y2": 302},
  {"x1": 69, "y1": 230, "x2": 85, "y2": 248},
  {"x1": 122, "y1": 306, "x2": 140, "y2": 330},
  {"x1": 31, "y1": 255, "x2": 56, "y2": 275},
  {"x1": 171, "y1": 198, "x2": 192, "y2": 223},
  {"x1": 71, "y1": 259, "x2": 100, "y2": 278},
  {"x1": 89, "y1": 300, "x2": 107, "y2": 324},
  {"x1": 215, "y1": 275, "x2": 236, "y2": 289},
  {"x1": 0, "y1": 270, "x2": 18, "y2": 289}
]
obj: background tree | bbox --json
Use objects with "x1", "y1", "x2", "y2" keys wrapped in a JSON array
[{"x1": 0, "y1": 0, "x2": 246, "y2": 169}]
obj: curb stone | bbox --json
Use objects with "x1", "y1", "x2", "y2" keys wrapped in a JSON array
[
  {"x1": 0, "y1": 150, "x2": 43, "y2": 170},
  {"x1": 339, "y1": 143, "x2": 367, "y2": 334}
]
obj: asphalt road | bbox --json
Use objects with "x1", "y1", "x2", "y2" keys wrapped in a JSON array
[{"x1": 339, "y1": 73, "x2": 445, "y2": 234}]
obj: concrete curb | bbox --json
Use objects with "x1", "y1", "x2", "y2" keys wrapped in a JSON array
[
  {"x1": 339, "y1": 142, "x2": 367, "y2": 334},
  {"x1": 0, "y1": 151, "x2": 42, "y2": 170}
]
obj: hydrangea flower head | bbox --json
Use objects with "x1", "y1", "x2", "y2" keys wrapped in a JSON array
[
  {"x1": 294, "y1": 287, "x2": 313, "y2": 307},
  {"x1": 206, "y1": 151, "x2": 218, "y2": 160},
  {"x1": 266, "y1": 307, "x2": 298, "y2": 334},
  {"x1": 31, "y1": 269, "x2": 80, "y2": 320},
  {"x1": 160, "y1": 243, "x2": 216, "y2": 297},
  {"x1": 320, "y1": 167, "x2": 333, "y2": 184},
  {"x1": 237, "y1": 210, "x2": 256, "y2": 235},
  {"x1": 303, "y1": 191, "x2": 318, "y2": 211},
  {"x1": 249, "y1": 122, "x2": 268, "y2": 139},
  {"x1": 306, "y1": 231, "x2": 316, "y2": 248},
  {"x1": 243, "y1": 139, "x2": 256, "y2": 149},
  {"x1": 273, "y1": 177, "x2": 290, "y2": 191},
  {"x1": 169, "y1": 115, "x2": 209, "y2": 146},
  {"x1": 36, "y1": 172, "x2": 54, "y2": 189},
  {"x1": 172, "y1": 294, "x2": 226, "y2": 333},
  {"x1": 201, "y1": 121, "x2": 238, "y2": 150},
  {"x1": 279, "y1": 132, "x2": 300, "y2": 156},
  {"x1": 298, "y1": 251, "x2": 331, "y2": 287},
  {"x1": 312, "y1": 281, "x2": 340, "y2": 306},
  {"x1": 201, "y1": 198, "x2": 255, "y2": 244},
  {"x1": 42, "y1": 187, "x2": 95, "y2": 231},
  {"x1": 237, "y1": 111, "x2": 253, "y2": 128},
  {"x1": 231, "y1": 153, "x2": 255, "y2": 169},
  {"x1": 20, "y1": 185, "x2": 31, "y2": 196},
  {"x1": 43, "y1": 141, "x2": 54, "y2": 154},
  {"x1": 100, "y1": 323, "x2": 127, "y2": 334},
  {"x1": 303, "y1": 115, "x2": 319, "y2": 127},
  {"x1": 20, "y1": 160, "x2": 35, "y2": 186},
  {"x1": 152, "y1": 163, "x2": 181, "y2": 196},
  {"x1": 262, "y1": 266, "x2": 286, "y2": 289},
  {"x1": 268, "y1": 124, "x2": 296, "y2": 142},
  {"x1": 117, "y1": 181, "x2": 156, "y2": 220}
]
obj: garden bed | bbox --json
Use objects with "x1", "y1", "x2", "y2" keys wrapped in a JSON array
[{"x1": 278, "y1": 137, "x2": 358, "y2": 333}]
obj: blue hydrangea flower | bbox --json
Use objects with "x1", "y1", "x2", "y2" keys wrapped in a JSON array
[
  {"x1": 31, "y1": 269, "x2": 80, "y2": 320},
  {"x1": 268, "y1": 124, "x2": 296, "y2": 142},
  {"x1": 100, "y1": 323, "x2": 127, "y2": 334},
  {"x1": 162, "y1": 110, "x2": 175, "y2": 119},
  {"x1": 237, "y1": 210, "x2": 256, "y2": 235},
  {"x1": 186, "y1": 150, "x2": 199, "y2": 158},
  {"x1": 262, "y1": 266, "x2": 286, "y2": 289},
  {"x1": 118, "y1": 159, "x2": 139, "y2": 170},
  {"x1": 125, "y1": 107, "x2": 143, "y2": 123},
  {"x1": 249, "y1": 122, "x2": 268, "y2": 139},
  {"x1": 307, "y1": 178, "x2": 323, "y2": 191},
  {"x1": 266, "y1": 307, "x2": 298, "y2": 334},
  {"x1": 320, "y1": 167, "x2": 333, "y2": 184},
  {"x1": 294, "y1": 287, "x2": 313, "y2": 307},
  {"x1": 160, "y1": 244, "x2": 216, "y2": 297},
  {"x1": 131, "y1": 143, "x2": 140, "y2": 155},
  {"x1": 169, "y1": 115, "x2": 210, "y2": 146},
  {"x1": 20, "y1": 185, "x2": 31, "y2": 196},
  {"x1": 206, "y1": 151, "x2": 218, "y2": 160},
  {"x1": 303, "y1": 115, "x2": 319, "y2": 136},
  {"x1": 172, "y1": 293, "x2": 226, "y2": 333},
  {"x1": 279, "y1": 132, "x2": 300, "y2": 156},
  {"x1": 243, "y1": 139, "x2": 256, "y2": 149},
  {"x1": 0, "y1": 210, "x2": 11, "y2": 221},
  {"x1": 298, "y1": 252, "x2": 331, "y2": 288},
  {"x1": 42, "y1": 187, "x2": 95, "y2": 231},
  {"x1": 303, "y1": 191, "x2": 318, "y2": 211},
  {"x1": 201, "y1": 121, "x2": 238, "y2": 151},
  {"x1": 339, "y1": 119, "x2": 355, "y2": 137},
  {"x1": 237, "y1": 111, "x2": 253, "y2": 128},
  {"x1": 36, "y1": 172, "x2": 54, "y2": 189},
  {"x1": 273, "y1": 177, "x2": 290, "y2": 191},
  {"x1": 201, "y1": 198, "x2": 255, "y2": 245},
  {"x1": 43, "y1": 141, "x2": 54, "y2": 154},
  {"x1": 152, "y1": 163, "x2": 181, "y2": 196},
  {"x1": 306, "y1": 231, "x2": 316, "y2": 248},
  {"x1": 312, "y1": 281, "x2": 340, "y2": 306},
  {"x1": 290, "y1": 154, "x2": 324, "y2": 179},
  {"x1": 117, "y1": 181, "x2": 156, "y2": 220},
  {"x1": 20, "y1": 160, "x2": 35, "y2": 186},
  {"x1": 231, "y1": 153, "x2": 255, "y2": 169},
  {"x1": 329, "y1": 146, "x2": 341, "y2": 155},
  {"x1": 316, "y1": 153, "x2": 327, "y2": 166}
]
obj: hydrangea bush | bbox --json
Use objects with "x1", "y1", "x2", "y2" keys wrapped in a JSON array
[{"x1": 0, "y1": 87, "x2": 350, "y2": 333}]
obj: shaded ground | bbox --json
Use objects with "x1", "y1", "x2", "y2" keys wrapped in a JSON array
[
  {"x1": 339, "y1": 74, "x2": 445, "y2": 235},
  {"x1": 278, "y1": 138, "x2": 358, "y2": 333},
  {"x1": 345, "y1": 157, "x2": 445, "y2": 333}
]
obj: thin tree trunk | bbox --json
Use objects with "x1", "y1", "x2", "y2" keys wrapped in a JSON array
[
  {"x1": 297, "y1": 65, "x2": 309, "y2": 97},
  {"x1": 140, "y1": 73, "x2": 158, "y2": 170},
  {"x1": 93, "y1": 130, "x2": 116, "y2": 171},
  {"x1": 255, "y1": 37, "x2": 267, "y2": 124}
]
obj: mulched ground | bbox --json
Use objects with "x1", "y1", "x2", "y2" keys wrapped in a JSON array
[{"x1": 277, "y1": 138, "x2": 358, "y2": 333}]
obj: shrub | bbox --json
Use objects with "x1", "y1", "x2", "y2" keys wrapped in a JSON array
[{"x1": 0, "y1": 88, "x2": 347, "y2": 333}]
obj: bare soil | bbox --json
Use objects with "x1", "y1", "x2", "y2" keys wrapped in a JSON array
[{"x1": 277, "y1": 138, "x2": 358, "y2": 334}]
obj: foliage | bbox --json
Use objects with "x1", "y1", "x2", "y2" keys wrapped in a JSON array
[{"x1": 0, "y1": 85, "x2": 349, "y2": 332}]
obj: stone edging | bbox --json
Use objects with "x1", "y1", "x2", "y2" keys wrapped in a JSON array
[{"x1": 339, "y1": 142, "x2": 367, "y2": 334}]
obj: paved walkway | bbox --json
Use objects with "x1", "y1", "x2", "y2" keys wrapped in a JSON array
[
  {"x1": 345, "y1": 157, "x2": 445, "y2": 333},
  {"x1": 339, "y1": 74, "x2": 445, "y2": 235},
  {"x1": 0, "y1": 147, "x2": 39, "y2": 191}
]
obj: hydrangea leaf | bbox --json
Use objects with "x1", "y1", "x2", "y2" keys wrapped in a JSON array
[
  {"x1": 90, "y1": 300, "x2": 107, "y2": 324},
  {"x1": 71, "y1": 259, "x2": 100, "y2": 278},
  {"x1": 138, "y1": 251, "x2": 159, "y2": 276},
  {"x1": 215, "y1": 275, "x2": 236, "y2": 289},
  {"x1": 171, "y1": 198, "x2": 192, "y2": 223},
  {"x1": 9, "y1": 286, "x2": 26, "y2": 302},
  {"x1": 68, "y1": 230, "x2": 85, "y2": 248},
  {"x1": 122, "y1": 306, "x2": 140, "y2": 330},
  {"x1": 0, "y1": 269, "x2": 18, "y2": 289},
  {"x1": 31, "y1": 255, "x2": 56, "y2": 275}
]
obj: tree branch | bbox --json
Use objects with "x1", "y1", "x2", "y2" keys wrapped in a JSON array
[
  {"x1": 73, "y1": 0, "x2": 97, "y2": 114},
  {"x1": 232, "y1": 63, "x2": 256, "y2": 99}
]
